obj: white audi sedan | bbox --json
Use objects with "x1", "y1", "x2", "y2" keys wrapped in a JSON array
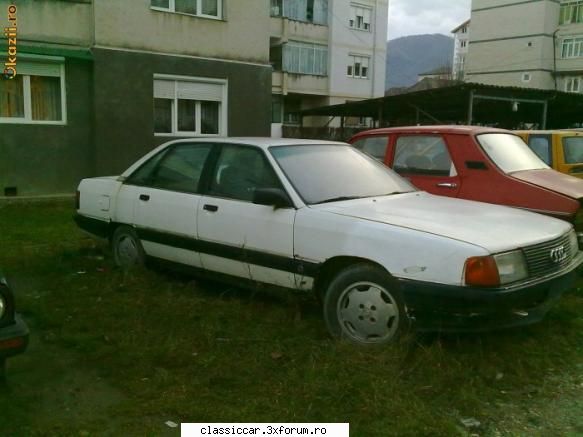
[{"x1": 75, "y1": 138, "x2": 583, "y2": 345}]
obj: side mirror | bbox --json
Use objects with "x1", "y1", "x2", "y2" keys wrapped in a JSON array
[{"x1": 253, "y1": 188, "x2": 293, "y2": 209}]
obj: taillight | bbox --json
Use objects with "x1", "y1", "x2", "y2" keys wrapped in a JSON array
[
  {"x1": 464, "y1": 256, "x2": 500, "y2": 287},
  {"x1": 75, "y1": 190, "x2": 80, "y2": 210}
]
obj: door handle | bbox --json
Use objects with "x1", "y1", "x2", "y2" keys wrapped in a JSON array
[
  {"x1": 436, "y1": 182, "x2": 458, "y2": 189},
  {"x1": 203, "y1": 204, "x2": 219, "y2": 212},
  {"x1": 139, "y1": 194, "x2": 150, "y2": 201}
]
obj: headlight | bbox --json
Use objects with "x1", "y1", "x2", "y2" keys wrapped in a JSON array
[
  {"x1": 465, "y1": 251, "x2": 528, "y2": 287},
  {"x1": 494, "y1": 250, "x2": 528, "y2": 285},
  {"x1": 0, "y1": 294, "x2": 5, "y2": 320}
]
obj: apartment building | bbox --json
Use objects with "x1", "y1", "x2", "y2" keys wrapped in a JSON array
[
  {"x1": 0, "y1": 0, "x2": 272, "y2": 196},
  {"x1": 557, "y1": 0, "x2": 583, "y2": 92},
  {"x1": 465, "y1": 0, "x2": 558, "y2": 89},
  {"x1": 269, "y1": 0, "x2": 388, "y2": 135},
  {"x1": 452, "y1": 19, "x2": 470, "y2": 80},
  {"x1": 465, "y1": 0, "x2": 583, "y2": 93}
]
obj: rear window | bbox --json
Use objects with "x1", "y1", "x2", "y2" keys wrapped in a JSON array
[{"x1": 477, "y1": 133, "x2": 549, "y2": 173}]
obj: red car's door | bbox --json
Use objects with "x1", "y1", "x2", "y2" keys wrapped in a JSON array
[{"x1": 389, "y1": 134, "x2": 461, "y2": 197}]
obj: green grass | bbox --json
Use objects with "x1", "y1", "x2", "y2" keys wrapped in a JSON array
[{"x1": 1, "y1": 201, "x2": 583, "y2": 436}]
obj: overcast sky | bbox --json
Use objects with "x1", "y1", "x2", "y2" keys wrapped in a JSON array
[{"x1": 388, "y1": 0, "x2": 472, "y2": 40}]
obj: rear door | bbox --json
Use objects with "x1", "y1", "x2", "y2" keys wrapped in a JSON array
[
  {"x1": 120, "y1": 142, "x2": 214, "y2": 267},
  {"x1": 390, "y1": 134, "x2": 461, "y2": 197}
]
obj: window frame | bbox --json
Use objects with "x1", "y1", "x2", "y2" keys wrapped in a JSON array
[
  {"x1": 393, "y1": 134, "x2": 456, "y2": 177},
  {"x1": 150, "y1": 0, "x2": 223, "y2": 20},
  {"x1": 560, "y1": 1, "x2": 583, "y2": 25},
  {"x1": 153, "y1": 74, "x2": 228, "y2": 138},
  {"x1": 565, "y1": 76, "x2": 582, "y2": 93},
  {"x1": 125, "y1": 142, "x2": 216, "y2": 195},
  {"x1": 349, "y1": 3, "x2": 372, "y2": 32},
  {"x1": 282, "y1": 41, "x2": 329, "y2": 76},
  {"x1": 206, "y1": 143, "x2": 290, "y2": 204},
  {"x1": 347, "y1": 55, "x2": 371, "y2": 79},
  {"x1": 0, "y1": 55, "x2": 67, "y2": 125},
  {"x1": 561, "y1": 37, "x2": 583, "y2": 58}
]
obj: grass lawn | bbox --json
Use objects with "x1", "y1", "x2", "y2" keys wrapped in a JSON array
[{"x1": 1, "y1": 200, "x2": 583, "y2": 436}]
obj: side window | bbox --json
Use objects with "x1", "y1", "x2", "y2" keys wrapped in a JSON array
[
  {"x1": 128, "y1": 144, "x2": 213, "y2": 193},
  {"x1": 394, "y1": 136, "x2": 453, "y2": 176},
  {"x1": 209, "y1": 145, "x2": 282, "y2": 202},
  {"x1": 563, "y1": 136, "x2": 583, "y2": 164},
  {"x1": 352, "y1": 136, "x2": 389, "y2": 161},
  {"x1": 528, "y1": 136, "x2": 552, "y2": 165}
]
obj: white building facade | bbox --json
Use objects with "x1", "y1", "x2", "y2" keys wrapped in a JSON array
[
  {"x1": 270, "y1": 0, "x2": 389, "y2": 135},
  {"x1": 452, "y1": 19, "x2": 470, "y2": 80}
]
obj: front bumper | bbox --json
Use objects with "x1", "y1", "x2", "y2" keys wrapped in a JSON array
[
  {"x1": 399, "y1": 255, "x2": 582, "y2": 332},
  {"x1": 0, "y1": 315, "x2": 29, "y2": 359}
]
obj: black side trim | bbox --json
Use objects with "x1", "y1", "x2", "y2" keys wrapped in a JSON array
[
  {"x1": 74, "y1": 214, "x2": 111, "y2": 239},
  {"x1": 147, "y1": 256, "x2": 302, "y2": 294},
  {"x1": 136, "y1": 227, "x2": 321, "y2": 278}
]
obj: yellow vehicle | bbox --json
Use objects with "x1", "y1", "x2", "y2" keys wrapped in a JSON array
[{"x1": 515, "y1": 130, "x2": 583, "y2": 178}]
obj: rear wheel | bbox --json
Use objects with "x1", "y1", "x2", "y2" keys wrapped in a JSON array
[
  {"x1": 111, "y1": 226, "x2": 145, "y2": 269},
  {"x1": 323, "y1": 264, "x2": 407, "y2": 345}
]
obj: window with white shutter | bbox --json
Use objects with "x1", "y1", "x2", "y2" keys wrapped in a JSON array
[{"x1": 153, "y1": 75, "x2": 227, "y2": 136}]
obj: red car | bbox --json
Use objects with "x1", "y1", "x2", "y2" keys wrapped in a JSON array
[{"x1": 350, "y1": 126, "x2": 583, "y2": 228}]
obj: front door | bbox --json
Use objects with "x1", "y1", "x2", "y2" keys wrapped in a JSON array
[
  {"x1": 197, "y1": 143, "x2": 297, "y2": 288},
  {"x1": 390, "y1": 134, "x2": 461, "y2": 197}
]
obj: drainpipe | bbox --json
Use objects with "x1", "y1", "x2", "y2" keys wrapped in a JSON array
[
  {"x1": 371, "y1": 0, "x2": 380, "y2": 98},
  {"x1": 553, "y1": 28, "x2": 559, "y2": 91}
]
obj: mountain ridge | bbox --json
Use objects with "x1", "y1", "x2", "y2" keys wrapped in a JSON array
[{"x1": 385, "y1": 33, "x2": 455, "y2": 90}]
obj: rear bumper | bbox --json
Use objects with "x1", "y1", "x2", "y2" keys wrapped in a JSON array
[
  {"x1": 400, "y1": 264, "x2": 579, "y2": 333},
  {"x1": 0, "y1": 315, "x2": 29, "y2": 359}
]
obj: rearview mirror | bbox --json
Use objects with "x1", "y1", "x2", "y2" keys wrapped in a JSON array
[{"x1": 253, "y1": 188, "x2": 293, "y2": 209}]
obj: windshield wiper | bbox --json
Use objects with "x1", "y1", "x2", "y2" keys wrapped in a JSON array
[{"x1": 313, "y1": 196, "x2": 363, "y2": 205}]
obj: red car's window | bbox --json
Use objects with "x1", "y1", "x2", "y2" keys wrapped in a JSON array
[
  {"x1": 352, "y1": 135, "x2": 389, "y2": 161},
  {"x1": 393, "y1": 135, "x2": 454, "y2": 176}
]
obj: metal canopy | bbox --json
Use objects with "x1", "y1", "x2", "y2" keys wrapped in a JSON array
[{"x1": 300, "y1": 83, "x2": 583, "y2": 129}]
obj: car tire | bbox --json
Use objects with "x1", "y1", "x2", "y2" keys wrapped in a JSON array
[
  {"x1": 323, "y1": 264, "x2": 408, "y2": 345},
  {"x1": 111, "y1": 226, "x2": 146, "y2": 269}
]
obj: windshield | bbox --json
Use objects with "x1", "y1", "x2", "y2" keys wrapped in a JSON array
[
  {"x1": 563, "y1": 136, "x2": 583, "y2": 164},
  {"x1": 270, "y1": 144, "x2": 416, "y2": 205},
  {"x1": 477, "y1": 133, "x2": 549, "y2": 173}
]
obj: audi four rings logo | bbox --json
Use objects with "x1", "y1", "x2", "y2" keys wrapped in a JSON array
[{"x1": 550, "y1": 246, "x2": 568, "y2": 264}]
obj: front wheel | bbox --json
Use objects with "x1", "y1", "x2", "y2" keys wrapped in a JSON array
[
  {"x1": 111, "y1": 226, "x2": 146, "y2": 269},
  {"x1": 323, "y1": 264, "x2": 407, "y2": 345}
]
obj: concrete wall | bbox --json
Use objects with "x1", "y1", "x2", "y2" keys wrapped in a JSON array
[
  {"x1": 0, "y1": 59, "x2": 94, "y2": 196},
  {"x1": 92, "y1": 48, "x2": 272, "y2": 176},
  {"x1": 466, "y1": 0, "x2": 559, "y2": 89},
  {"x1": 94, "y1": 0, "x2": 270, "y2": 64},
  {"x1": 0, "y1": 0, "x2": 93, "y2": 47}
]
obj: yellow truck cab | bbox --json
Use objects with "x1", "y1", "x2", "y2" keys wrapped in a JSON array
[{"x1": 516, "y1": 130, "x2": 583, "y2": 178}]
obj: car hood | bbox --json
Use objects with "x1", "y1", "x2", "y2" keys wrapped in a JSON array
[
  {"x1": 512, "y1": 169, "x2": 583, "y2": 199},
  {"x1": 313, "y1": 192, "x2": 571, "y2": 253}
]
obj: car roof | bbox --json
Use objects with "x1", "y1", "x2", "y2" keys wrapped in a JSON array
[
  {"x1": 162, "y1": 137, "x2": 347, "y2": 151},
  {"x1": 515, "y1": 130, "x2": 583, "y2": 135},
  {"x1": 353, "y1": 125, "x2": 512, "y2": 136}
]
